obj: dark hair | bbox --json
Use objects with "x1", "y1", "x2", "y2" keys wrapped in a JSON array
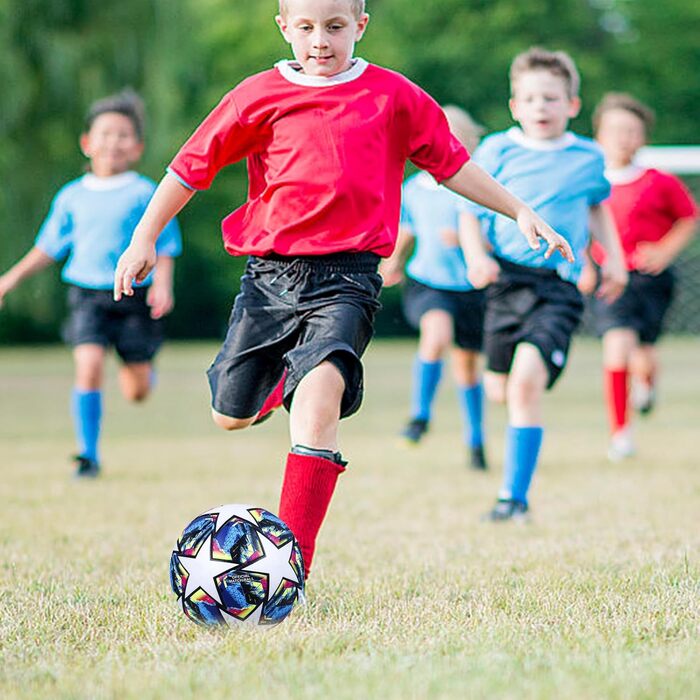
[
  {"x1": 510, "y1": 46, "x2": 580, "y2": 98},
  {"x1": 592, "y1": 92, "x2": 656, "y2": 135},
  {"x1": 84, "y1": 88, "x2": 146, "y2": 141}
]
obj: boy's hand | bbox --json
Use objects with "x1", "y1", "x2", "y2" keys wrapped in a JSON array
[
  {"x1": 517, "y1": 208, "x2": 575, "y2": 262},
  {"x1": 378, "y1": 261, "x2": 404, "y2": 287},
  {"x1": 597, "y1": 262, "x2": 628, "y2": 304},
  {"x1": 633, "y1": 242, "x2": 672, "y2": 276},
  {"x1": 577, "y1": 260, "x2": 597, "y2": 296},
  {"x1": 467, "y1": 255, "x2": 500, "y2": 289},
  {"x1": 147, "y1": 284, "x2": 174, "y2": 319},
  {"x1": 0, "y1": 273, "x2": 15, "y2": 308},
  {"x1": 114, "y1": 243, "x2": 157, "y2": 301}
]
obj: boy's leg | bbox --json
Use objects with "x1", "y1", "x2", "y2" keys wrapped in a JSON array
[
  {"x1": 118, "y1": 362, "x2": 153, "y2": 403},
  {"x1": 280, "y1": 360, "x2": 346, "y2": 578},
  {"x1": 452, "y1": 348, "x2": 487, "y2": 470},
  {"x1": 485, "y1": 344, "x2": 546, "y2": 521},
  {"x1": 630, "y1": 344, "x2": 658, "y2": 414},
  {"x1": 403, "y1": 310, "x2": 452, "y2": 442},
  {"x1": 72, "y1": 343, "x2": 106, "y2": 474},
  {"x1": 602, "y1": 328, "x2": 637, "y2": 459}
]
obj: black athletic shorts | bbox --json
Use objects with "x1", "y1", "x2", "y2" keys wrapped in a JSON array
[
  {"x1": 402, "y1": 278, "x2": 485, "y2": 351},
  {"x1": 594, "y1": 269, "x2": 675, "y2": 344},
  {"x1": 207, "y1": 252, "x2": 382, "y2": 420},
  {"x1": 484, "y1": 258, "x2": 584, "y2": 389},
  {"x1": 63, "y1": 285, "x2": 163, "y2": 363}
]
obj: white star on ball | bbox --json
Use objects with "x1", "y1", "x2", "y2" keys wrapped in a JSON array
[
  {"x1": 177, "y1": 534, "x2": 236, "y2": 606},
  {"x1": 205, "y1": 503, "x2": 259, "y2": 532},
  {"x1": 241, "y1": 531, "x2": 299, "y2": 598}
]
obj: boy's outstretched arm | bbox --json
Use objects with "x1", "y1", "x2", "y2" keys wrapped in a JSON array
[
  {"x1": 147, "y1": 255, "x2": 175, "y2": 320},
  {"x1": 634, "y1": 215, "x2": 697, "y2": 276},
  {"x1": 379, "y1": 225, "x2": 414, "y2": 287},
  {"x1": 114, "y1": 173, "x2": 194, "y2": 301},
  {"x1": 458, "y1": 211, "x2": 500, "y2": 289},
  {"x1": 588, "y1": 204, "x2": 628, "y2": 303},
  {"x1": 0, "y1": 247, "x2": 54, "y2": 308},
  {"x1": 443, "y1": 160, "x2": 574, "y2": 262}
]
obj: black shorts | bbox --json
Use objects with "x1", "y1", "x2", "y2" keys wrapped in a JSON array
[
  {"x1": 402, "y1": 278, "x2": 485, "y2": 351},
  {"x1": 63, "y1": 285, "x2": 163, "y2": 363},
  {"x1": 207, "y1": 252, "x2": 382, "y2": 420},
  {"x1": 594, "y1": 269, "x2": 675, "y2": 344},
  {"x1": 484, "y1": 258, "x2": 584, "y2": 389}
]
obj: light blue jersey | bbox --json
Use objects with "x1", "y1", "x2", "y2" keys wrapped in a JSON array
[
  {"x1": 401, "y1": 172, "x2": 473, "y2": 291},
  {"x1": 35, "y1": 171, "x2": 182, "y2": 290},
  {"x1": 462, "y1": 128, "x2": 610, "y2": 283}
]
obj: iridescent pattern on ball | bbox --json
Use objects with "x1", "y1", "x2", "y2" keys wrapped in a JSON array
[
  {"x1": 171, "y1": 504, "x2": 305, "y2": 629},
  {"x1": 218, "y1": 570, "x2": 267, "y2": 620},
  {"x1": 178, "y1": 513, "x2": 216, "y2": 556},
  {"x1": 212, "y1": 519, "x2": 263, "y2": 566}
]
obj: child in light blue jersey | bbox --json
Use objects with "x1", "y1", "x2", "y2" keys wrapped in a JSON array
[
  {"x1": 460, "y1": 48, "x2": 627, "y2": 520},
  {"x1": 0, "y1": 89, "x2": 182, "y2": 478},
  {"x1": 381, "y1": 106, "x2": 489, "y2": 470}
]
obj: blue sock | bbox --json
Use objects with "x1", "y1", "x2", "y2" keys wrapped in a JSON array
[
  {"x1": 500, "y1": 426, "x2": 544, "y2": 505},
  {"x1": 457, "y1": 382, "x2": 484, "y2": 448},
  {"x1": 71, "y1": 389, "x2": 102, "y2": 462},
  {"x1": 410, "y1": 357, "x2": 443, "y2": 422}
]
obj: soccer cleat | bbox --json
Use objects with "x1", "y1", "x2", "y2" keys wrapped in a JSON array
[
  {"x1": 400, "y1": 418, "x2": 429, "y2": 444},
  {"x1": 482, "y1": 498, "x2": 530, "y2": 523},
  {"x1": 73, "y1": 455, "x2": 101, "y2": 479},
  {"x1": 470, "y1": 445, "x2": 488, "y2": 471},
  {"x1": 607, "y1": 427, "x2": 635, "y2": 462},
  {"x1": 631, "y1": 381, "x2": 656, "y2": 416}
]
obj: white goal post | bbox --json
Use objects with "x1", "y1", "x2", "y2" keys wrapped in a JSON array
[{"x1": 637, "y1": 146, "x2": 700, "y2": 175}]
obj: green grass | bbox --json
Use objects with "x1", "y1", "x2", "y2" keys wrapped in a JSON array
[{"x1": 1, "y1": 338, "x2": 699, "y2": 700}]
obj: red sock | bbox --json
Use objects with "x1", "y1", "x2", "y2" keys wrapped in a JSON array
[
  {"x1": 256, "y1": 371, "x2": 287, "y2": 422},
  {"x1": 605, "y1": 368, "x2": 628, "y2": 433},
  {"x1": 278, "y1": 451, "x2": 345, "y2": 579}
]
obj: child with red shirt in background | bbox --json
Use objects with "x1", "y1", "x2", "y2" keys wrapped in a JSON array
[
  {"x1": 585, "y1": 93, "x2": 698, "y2": 461},
  {"x1": 114, "y1": 0, "x2": 572, "y2": 588}
]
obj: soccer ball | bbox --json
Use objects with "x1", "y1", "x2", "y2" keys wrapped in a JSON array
[{"x1": 170, "y1": 504, "x2": 305, "y2": 627}]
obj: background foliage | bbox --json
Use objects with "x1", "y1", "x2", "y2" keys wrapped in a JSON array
[{"x1": 2, "y1": 0, "x2": 699, "y2": 342}]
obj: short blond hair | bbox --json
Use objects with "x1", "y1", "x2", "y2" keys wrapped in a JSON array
[
  {"x1": 510, "y1": 47, "x2": 581, "y2": 99},
  {"x1": 442, "y1": 105, "x2": 484, "y2": 153},
  {"x1": 592, "y1": 92, "x2": 656, "y2": 136},
  {"x1": 278, "y1": 0, "x2": 366, "y2": 19}
]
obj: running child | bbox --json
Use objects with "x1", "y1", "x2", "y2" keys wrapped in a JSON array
[
  {"x1": 380, "y1": 106, "x2": 489, "y2": 470},
  {"x1": 0, "y1": 89, "x2": 182, "y2": 478},
  {"x1": 114, "y1": 1, "x2": 572, "y2": 577},
  {"x1": 460, "y1": 47, "x2": 628, "y2": 521},
  {"x1": 586, "y1": 93, "x2": 697, "y2": 461}
]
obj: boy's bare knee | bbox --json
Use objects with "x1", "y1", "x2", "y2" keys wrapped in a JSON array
[
  {"x1": 211, "y1": 409, "x2": 253, "y2": 431},
  {"x1": 124, "y1": 387, "x2": 150, "y2": 403}
]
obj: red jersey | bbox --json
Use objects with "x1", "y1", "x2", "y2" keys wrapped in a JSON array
[
  {"x1": 592, "y1": 168, "x2": 697, "y2": 270},
  {"x1": 169, "y1": 59, "x2": 469, "y2": 258}
]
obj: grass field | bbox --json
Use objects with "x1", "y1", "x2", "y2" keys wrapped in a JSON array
[{"x1": 1, "y1": 338, "x2": 699, "y2": 700}]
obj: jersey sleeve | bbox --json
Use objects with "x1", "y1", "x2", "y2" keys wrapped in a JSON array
[
  {"x1": 398, "y1": 82, "x2": 469, "y2": 182},
  {"x1": 587, "y1": 151, "x2": 611, "y2": 206},
  {"x1": 663, "y1": 173, "x2": 698, "y2": 221},
  {"x1": 34, "y1": 188, "x2": 73, "y2": 261},
  {"x1": 168, "y1": 90, "x2": 268, "y2": 191},
  {"x1": 455, "y1": 137, "x2": 502, "y2": 221}
]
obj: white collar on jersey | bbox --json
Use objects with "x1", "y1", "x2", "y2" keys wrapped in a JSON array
[
  {"x1": 416, "y1": 172, "x2": 442, "y2": 191},
  {"x1": 605, "y1": 164, "x2": 646, "y2": 185},
  {"x1": 275, "y1": 57, "x2": 368, "y2": 87},
  {"x1": 82, "y1": 171, "x2": 139, "y2": 191},
  {"x1": 506, "y1": 127, "x2": 577, "y2": 151}
]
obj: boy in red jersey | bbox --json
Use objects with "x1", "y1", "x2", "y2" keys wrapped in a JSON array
[
  {"x1": 585, "y1": 93, "x2": 697, "y2": 461},
  {"x1": 114, "y1": 0, "x2": 572, "y2": 581}
]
